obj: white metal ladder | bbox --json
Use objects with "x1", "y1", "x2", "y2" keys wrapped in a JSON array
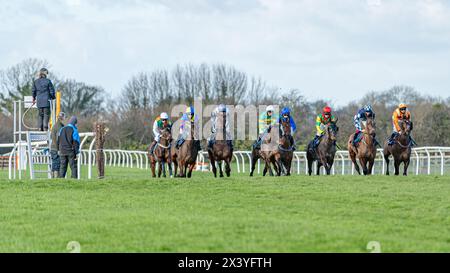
[{"x1": 26, "y1": 131, "x2": 52, "y2": 179}]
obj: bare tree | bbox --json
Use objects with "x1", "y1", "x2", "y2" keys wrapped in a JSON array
[
  {"x1": 0, "y1": 58, "x2": 50, "y2": 113},
  {"x1": 58, "y1": 79, "x2": 105, "y2": 117}
]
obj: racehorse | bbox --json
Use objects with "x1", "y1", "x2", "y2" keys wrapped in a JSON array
[
  {"x1": 347, "y1": 118, "x2": 377, "y2": 175},
  {"x1": 277, "y1": 118, "x2": 294, "y2": 176},
  {"x1": 383, "y1": 120, "x2": 413, "y2": 176},
  {"x1": 307, "y1": 124, "x2": 338, "y2": 175},
  {"x1": 171, "y1": 121, "x2": 201, "y2": 178},
  {"x1": 149, "y1": 128, "x2": 173, "y2": 178},
  {"x1": 249, "y1": 123, "x2": 282, "y2": 177},
  {"x1": 207, "y1": 113, "x2": 233, "y2": 178}
]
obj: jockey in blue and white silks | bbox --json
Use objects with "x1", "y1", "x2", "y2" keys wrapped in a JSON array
[
  {"x1": 175, "y1": 106, "x2": 201, "y2": 150},
  {"x1": 352, "y1": 105, "x2": 380, "y2": 147},
  {"x1": 208, "y1": 104, "x2": 233, "y2": 150}
]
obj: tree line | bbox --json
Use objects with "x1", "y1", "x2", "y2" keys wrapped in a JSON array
[{"x1": 1, "y1": 58, "x2": 449, "y2": 153}]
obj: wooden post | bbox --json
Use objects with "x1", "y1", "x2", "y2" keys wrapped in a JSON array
[{"x1": 95, "y1": 122, "x2": 106, "y2": 179}]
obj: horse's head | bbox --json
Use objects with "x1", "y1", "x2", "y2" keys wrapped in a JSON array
[
  {"x1": 326, "y1": 124, "x2": 339, "y2": 142},
  {"x1": 400, "y1": 120, "x2": 412, "y2": 135},
  {"x1": 365, "y1": 118, "x2": 376, "y2": 137},
  {"x1": 160, "y1": 127, "x2": 172, "y2": 144},
  {"x1": 280, "y1": 117, "x2": 291, "y2": 136}
]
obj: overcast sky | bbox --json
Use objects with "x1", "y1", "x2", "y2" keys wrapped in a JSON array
[{"x1": 1, "y1": 0, "x2": 449, "y2": 105}]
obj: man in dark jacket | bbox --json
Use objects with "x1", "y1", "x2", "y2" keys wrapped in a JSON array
[
  {"x1": 50, "y1": 112, "x2": 66, "y2": 178},
  {"x1": 32, "y1": 68, "x2": 56, "y2": 131},
  {"x1": 57, "y1": 116, "x2": 80, "y2": 179}
]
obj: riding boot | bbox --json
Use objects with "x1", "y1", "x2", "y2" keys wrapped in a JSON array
[
  {"x1": 253, "y1": 137, "x2": 262, "y2": 150},
  {"x1": 175, "y1": 137, "x2": 184, "y2": 149},
  {"x1": 352, "y1": 132, "x2": 359, "y2": 147},
  {"x1": 208, "y1": 139, "x2": 214, "y2": 150},
  {"x1": 149, "y1": 140, "x2": 157, "y2": 155},
  {"x1": 388, "y1": 132, "x2": 397, "y2": 146}
]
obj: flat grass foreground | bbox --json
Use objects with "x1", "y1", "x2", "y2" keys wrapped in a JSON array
[{"x1": 0, "y1": 168, "x2": 449, "y2": 253}]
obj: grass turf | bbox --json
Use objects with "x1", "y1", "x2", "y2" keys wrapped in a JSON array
[{"x1": 0, "y1": 167, "x2": 449, "y2": 253}]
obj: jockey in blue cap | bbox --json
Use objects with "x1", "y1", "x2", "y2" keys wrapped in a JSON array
[
  {"x1": 352, "y1": 105, "x2": 380, "y2": 147},
  {"x1": 279, "y1": 107, "x2": 297, "y2": 150},
  {"x1": 175, "y1": 106, "x2": 201, "y2": 150}
]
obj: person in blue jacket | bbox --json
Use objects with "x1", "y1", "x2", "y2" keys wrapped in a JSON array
[{"x1": 57, "y1": 116, "x2": 80, "y2": 179}]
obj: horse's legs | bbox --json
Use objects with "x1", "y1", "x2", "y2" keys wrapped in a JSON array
[
  {"x1": 218, "y1": 161, "x2": 224, "y2": 178},
  {"x1": 266, "y1": 159, "x2": 274, "y2": 176},
  {"x1": 178, "y1": 159, "x2": 185, "y2": 177},
  {"x1": 384, "y1": 152, "x2": 390, "y2": 176},
  {"x1": 285, "y1": 157, "x2": 292, "y2": 176},
  {"x1": 250, "y1": 151, "x2": 259, "y2": 177},
  {"x1": 161, "y1": 162, "x2": 166, "y2": 178},
  {"x1": 403, "y1": 159, "x2": 410, "y2": 176},
  {"x1": 158, "y1": 162, "x2": 162, "y2": 178},
  {"x1": 326, "y1": 158, "x2": 334, "y2": 175},
  {"x1": 225, "y1": 158, "x2": 231, "y2": 177},
  {"x1": 276, "y1": 159, "x2": 283, "y2": 176},
  {"x1": 262, "y1": 162, "x2": 268, "y2": 176},
  {"x1": 168, "y1": 160, "x2": 173, "y2": 178},
  {"x1": 359, "y1": 157, "x2": 368, "y2": 175},
  {"x1": 367, "y1": 159, "x2": 375, "y2": 175},
  {"x1": 210, "y1": 157, "x2": 217, "y2": 178},
  {"x1": 184, "y1": 164, "x2": 189, "y2": 178},
  {"x1": 394, "y1": 159, "x2": 400, "y2": 176},
  {"x1": 316, "y1": 161, "x2": 322, "y2": 176},
  {"x1": 150, "y1": 160, "x2": 156, "y2": 178},
  {"x1": 187, "y1": 164, "x2": 195, "y2": 178},
  {"x1": 173, "y1": 159, "x2": 178, "y2": 177},
  {"x1": 307, "y1": 153, "x2": 314, "y2": 176},
  {"x1": 349, "y1": 150, "x2": 360, "y2": 175}
]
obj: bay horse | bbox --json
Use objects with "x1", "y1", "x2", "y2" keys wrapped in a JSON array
[
  {"x1": 277, "y1": 118, "x2": 294, "y2": 176},
  {"x1": 307, "y1": 124, "x2": 338, "y2": 175},
  {"x1": 171, "y1": 121, "x2": 201, "y2": 178},
  {"x1": 383, "y1": 120, "x2": 412, "y2": 176},
  {"x1": 347, "y1": 118, "x2": 377, "y2": 175},
  {"x1": 207, "y1": 113, "x2": 233, "y2": 178},
  {"x1": 249, "y1": 124, "x2": 282, "y2": 176},
  {"x1": 149, "y1": 128, "x2": 173, "y2": 178}
]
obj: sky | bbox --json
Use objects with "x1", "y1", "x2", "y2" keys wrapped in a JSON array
[{"x1": 1, "y1": 0, "x2": 449, "y2": 105}]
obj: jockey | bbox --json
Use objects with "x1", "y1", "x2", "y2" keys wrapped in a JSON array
[
  {"x1": 253, "y1": 105, "x2": 279, "y2": 150},
  {"x1": 279, "y1": 107, "x2": 297, "y2": 150},
  {"x1": 175, "y1": 106, "x2": 201, "y2": 150},
  {"x1": 208, "y1": 104, "x2": 233, "y2": 150},
  {"x1": 388, "y1": 103, "x2": 415, "y2": 146},
  {"x1": 352, "y1": 105, "x2": 379, "y2": 147},
  {"x1": 149, "y1": 112, "x2": 173, "y2": 155},
  {"x1": 310, "y1": 106, "x2": 338, "y2": 151}
]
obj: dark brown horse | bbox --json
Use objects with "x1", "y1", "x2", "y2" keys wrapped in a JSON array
[
  {"x1": 208, "y1": 113, "x2": 233, "y2": 178},
  {"x1": 171, "y1": 121, "x2": 201, "y2": 178},
  {"x1": 250, "y1": 124, "x2": 282, "y2": 176},
  {"x1": 307, "y1": 124, "x2": 338, "y2": 175},
  {"x1": 149, "y1": 128, "x2": 173, "y2": 178},
  {"x1": 383, "y1": 120, "x2": 412, "y2": 176},
  {"x1": 348, "y1": 118, "x2": 377, "y2": 175},
  {"x1": 277, "y1": 118, "x2": 294, "y2": 176}
]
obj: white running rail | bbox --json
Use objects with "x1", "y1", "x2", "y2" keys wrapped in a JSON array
[{"x1": 67, "y1": 147, "x2": 450, "y2": 176}]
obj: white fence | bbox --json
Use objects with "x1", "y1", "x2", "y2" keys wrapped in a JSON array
[{"x1": 76, "y1": 147, "x2": 450, "y2": 176}]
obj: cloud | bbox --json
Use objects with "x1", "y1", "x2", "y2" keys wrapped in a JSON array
[{"x1": 1, "y1": 0, "x2": 449, "y2": 105}]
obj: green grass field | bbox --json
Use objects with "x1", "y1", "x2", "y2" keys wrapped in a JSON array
[{"x1": 0, "y1": 167, "x2": 449, "y2": 253}]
